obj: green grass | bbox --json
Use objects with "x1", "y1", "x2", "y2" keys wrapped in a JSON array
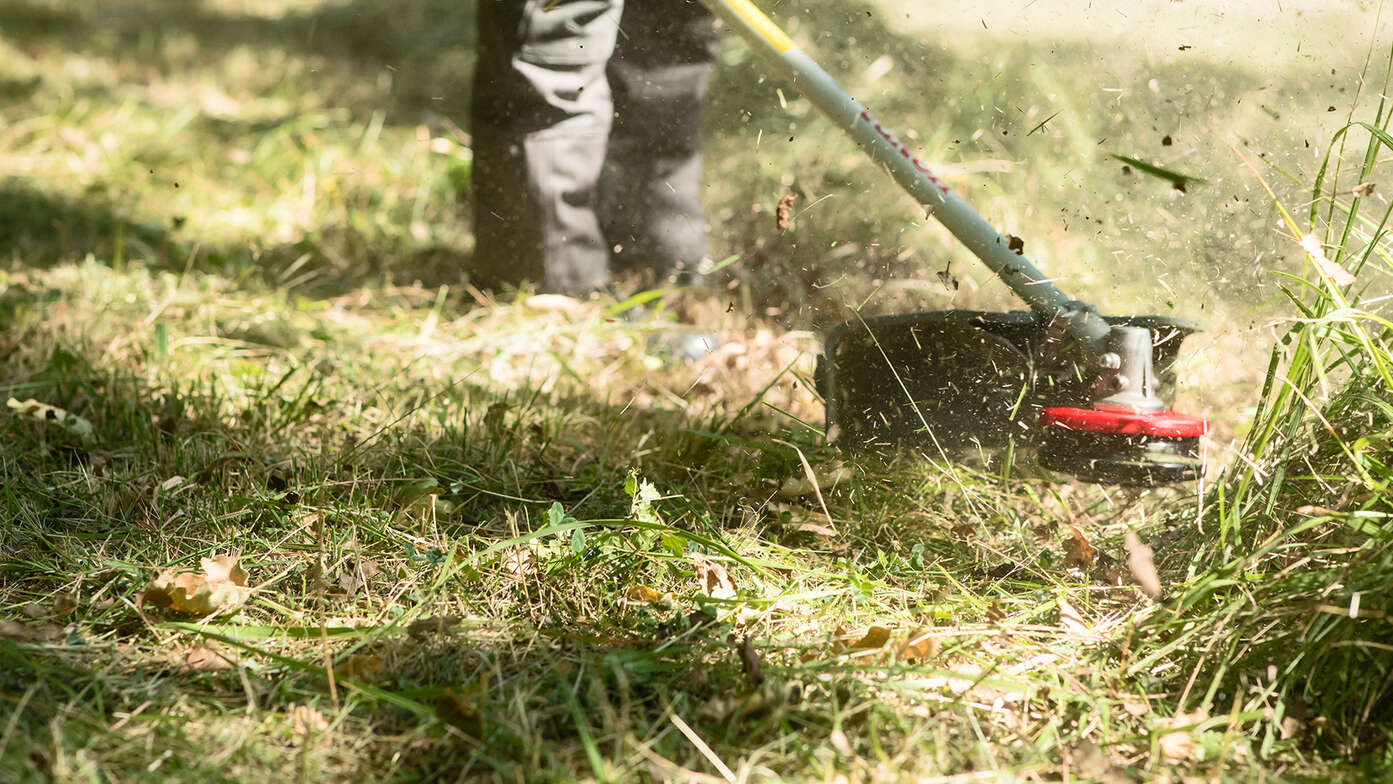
[{"x1": 1, "y1": 0, "x2": 1391, "y2": 781}]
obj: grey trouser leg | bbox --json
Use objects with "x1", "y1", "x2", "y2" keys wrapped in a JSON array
[
  {"x1": 601, "y1": 1, "x2": 718, "y2": 283},
  {"x1": 472, "y1": 0, "x2": 623, "y2": 295},
  {"x1": 470, "y1": 0, "x2": 715, "y2": 294}
]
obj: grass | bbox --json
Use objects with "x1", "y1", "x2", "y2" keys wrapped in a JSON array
[{"x1": 1, "y1": 0, "x2": 1391, "y2": 781}]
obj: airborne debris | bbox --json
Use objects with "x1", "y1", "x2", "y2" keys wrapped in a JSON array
[
  {"x1": 1125, "y1": 529, "x2": 1162, "y2": 599},
  {"x1": 776, "y1": 192, "x2": 798, "y2": 230}
]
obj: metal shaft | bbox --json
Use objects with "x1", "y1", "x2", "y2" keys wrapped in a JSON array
[{"x1": 699, "y1": 0, "x2": 1111, "y2": 354}]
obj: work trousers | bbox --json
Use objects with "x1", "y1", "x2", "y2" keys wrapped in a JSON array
[{"x1": 471, "y1": 0, "x2": 718, "y2": 295}]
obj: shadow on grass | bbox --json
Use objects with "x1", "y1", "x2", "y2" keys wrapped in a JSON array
[
  {"x1": 0, "y1": 0, "x2": 479, "y2": 121},
  {"x1": 0, "y1": 178, "x2": 474, "y2": 295}
]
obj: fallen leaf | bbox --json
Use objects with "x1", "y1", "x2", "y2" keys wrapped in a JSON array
[
  {"x1": 625, "y1": 584, "x2": 666, "y2": 603},
  {"x1": 502, "y1": 548, "x2": 536, "y2": 582},
  {"x1": 1158, "y1": 708, "x2": 1209, "y2": 764},
  {"x1": 408, "y1": 615, "x2": 462, "y2": 638},
  {"x1": 1057, "y1": 593, "x2": 1101, "y2": 642},
  {"x1": 292, "y1": 704, "x2": 329, "y2": 734},
  {"x1": 689, "y1": 554, "x2": 736, "y2": 600},
  {"x1": 19, "y1": 603, "x2": 44, "y2": 619},
  {"x1": 52, "y1": 592, "x2": 77, "y2": 619},
  {"x1": 792, "y1": 521, "x2": 837, "y2": 537},
  {"x1": 900, "y1": 626, "x2": 940, "y2": 661},
  {"x1": 847, "y1": 625, "x2": 892, "y2": 651},
  {"x1": 434, "y1": 688, "x2": 481, "y2": 735},
  {"x1": 1063, "y1": 524, "x2": 1097, "y2": 570},
  {"x1": 336, "y1": 654, "x2": 385, "y2": 682},
  {"x1": 142, "y1": 554, "x2": 249, "y2": 616},
  {"x1": 1125, "y1": 530, "x2": 1162, "y2": 599},
  {"x1": 201, "y1": 555, "x2": 248, "y2": 586},
  {"x1": 184, "y1": 644, "x2": 234, "y2": 672},
  {"x1": 0, "y1": 620, "x2": 65, "y2": 643}
]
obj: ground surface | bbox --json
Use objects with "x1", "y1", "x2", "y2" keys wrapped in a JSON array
[{"x1": 1, "y1": 1, "x2": 1391, "y2": 781}]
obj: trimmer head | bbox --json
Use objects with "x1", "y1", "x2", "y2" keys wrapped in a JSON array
[
  {"x1": 815, "y1": 310, "x2": 1209, "y2": 485},
  {"x1": 1038, "y1": 406, "x2": 1208, "y2": 484}
]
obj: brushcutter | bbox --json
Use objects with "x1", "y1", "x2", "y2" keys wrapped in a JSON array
[{"x1": 699, "y1": 0, "x2": 1208, "y2": 485}]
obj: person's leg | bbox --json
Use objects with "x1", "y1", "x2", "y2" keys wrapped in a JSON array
[
  {"x1": 600, "y1": 0, "x2": 719, "y2": 285},
  {"x1": 471, "y1": 0, "x2": 624, "y2": 295}
]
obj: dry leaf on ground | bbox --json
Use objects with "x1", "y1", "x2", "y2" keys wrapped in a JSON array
[
  {"x1": 846, "y1": 625, "x2": 892, "y2": 651},
  {"x1": 1063, "y1": 524, "x2": 1097, "y2": 569},
  {"x1": 1158, "y1": 708, "x2": 1210, "y2": 763},
  {"x1": 184, "y1": 644, "x2": 234, "y2": 672},
  {"x1": 0, "y1": 619, "x2": 65, "y2": 643},
  {"x1": 434, "y1": 688, "x2": 481, "y2": 735},
  {"x1": 52, "y1": 592, "x2": 77, "y2": 619},
  {"x1": 1057, "y1": 593, "x2": 1102, "y2": 642},
  {"x1": 292, "y1": 704, "x2": 329, "y2": 734},
  {"x1": 900, "y1": 627, "x2": 940, "y2": 661},
  {"x1": 689, "y1": 554, "x2": 736, "y2": 599},
  {"x1": 1125, "y1": 529, "x2": 1162, "y2": 599},
  {"x1": 625, "y1": 584, "x2": 666, "y2": 603},
  {"x1": 336, "y1": 654, "x2": 385, "y2": 682},
  {"x1": 143, "y1": 555, "x2": 249, "y2": 616},
  {"x1": 408, "y1": 615, "x2": 462, "y2": 638},
  {"x1": 502, "y1": 548, "x2": 537, "y2": 582}
]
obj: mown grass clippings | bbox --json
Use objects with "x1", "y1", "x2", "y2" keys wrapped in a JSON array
[{"x1": 2, "y1": 0, "x2": 1390, "y2": 781}]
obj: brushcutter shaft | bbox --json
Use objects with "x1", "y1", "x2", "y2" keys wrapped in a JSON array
[{"x1": 701, "y1": 0, "x2": 1111, "y2": 356}]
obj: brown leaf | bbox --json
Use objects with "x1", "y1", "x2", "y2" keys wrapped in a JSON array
[
  {"x1": 0, "y1": 620, "x2": 65, "y2": 643},
  {"x1": 776, "y1": 192, "x2": 798, "y2": 231},
  {"x1": 292, "y1": 704, "x2": 329, "y2": 734},
  {"x1": 408, "y1": 615, "x2": 462, "y2": 639},
  {"x1": 1125, "y1": 530, "x2": 1162, "y2": 599},
  {"x1": 689, "y1": 554, "x2": 736, "y2": 600},
  {"x1": 143, "y1": 555, "x2": 249, "y2": 616},
  {"x1": 434, "y1": 688, "x2": 481, "y2": 735},
  {"x1": 900, "y1": 626, "x2": 940, "y2": 661},
  {"x1": 847, "y1": 625, "x2": 892, "y2": 651},
  {"x1": 1063, "y1": 524, "x2": 1097, "y2": 570},
  {"x1": 52, "y1": 592, "x2": 77, "y2": 619},
  {"x1": 184, "y1": 644, "x2": 234, "y2": 672},
  {"x1": 201, "y1": 555, "x2": 248, "y2": 587},
  {"x1": 625, "y1": 584, "x2": 666, "y2": 604},
  {"x1": 336, "y1": 654, "x2": 384, "y2": 682}
]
